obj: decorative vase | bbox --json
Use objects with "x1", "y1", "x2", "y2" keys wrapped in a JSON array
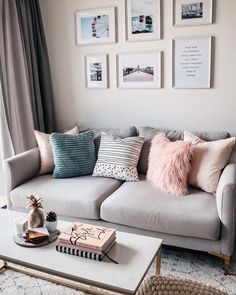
[
  {"x1": 28, "y1": 208, "x2": 45, "y2": 228},
  {"x1": 45, "y1": 219, "x2": 58, "y2": 232},
  {"x1": 27, "y1": 195, "x2": 44, "y2": 228}
]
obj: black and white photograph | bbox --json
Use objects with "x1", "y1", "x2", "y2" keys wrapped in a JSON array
[
  {"x1": 123, "y1": 65, "x2": 154, "y2": 82},
  {"x1": 117, "y1": 52, "x2": 161, "y2": 88},
  {"x1": 126, "y1": 0, "x2": 161, "y2": 41},
  {"x1": 85, "y1": 55, "x2": 108, "y2": 89},
  {"x1": 90, "y1": 63, "x2": 102, "y2": 81},
  {"x1": 181, "y1": 2, "x2": 203, "y2": 19},
  {"x1": 173, "y1": 0, "x2": 212, "y2": 26}
]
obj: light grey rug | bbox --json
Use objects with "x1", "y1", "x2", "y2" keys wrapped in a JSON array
[{"x1": 0, "y1": 247, "x2": 236, "y2": 295}]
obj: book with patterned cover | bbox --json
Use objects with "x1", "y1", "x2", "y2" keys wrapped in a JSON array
[
  {"x1": 56, "y1": 244, "x2": 104, "y2": 261},
  {"x1": 55, "y1": 240, "x2": 116, "y2": 261},
  {"x1": 56, "y1": 238, "x2": 116, "y2": 255},
  {"x1": 58, "y1": 222, "x2": 116, "y2": 251}
]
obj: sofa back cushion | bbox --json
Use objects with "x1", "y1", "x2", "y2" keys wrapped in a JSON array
[
  {"x1": 229, "y1": 132, "x2": 236, "y2": 164},
  {"x1": 84, "y1": 126, "x2": 137, "y2": 157},
  {"x1": 138, "y1": 126, "x2": 230, "y2": 174}
]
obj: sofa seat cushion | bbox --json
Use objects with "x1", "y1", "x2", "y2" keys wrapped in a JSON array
[
  {"x1": 101, "y1": 177, "x2": 220, "y2": 240},
  {"x1": 10, "y1": 175, "x2": 122, "y2": 219}
]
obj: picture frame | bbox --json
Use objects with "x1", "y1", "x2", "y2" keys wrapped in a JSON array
[
  {"x1": 85, "y1": 54, "x2": 108, "y2": 89},
  {"x1": 117, "y1": 52, "x2": 161, "y2": 89},
  {"x1": 75, "y1": 7, "x2": 116, "y2": 45},
  {"x1": 173, "y1": 0, "x2": 213, "y2": 27},
  {"x1": 172, "y1": 36, "x2": 212, "y2": 89},
  {"x1": 126, "y1": 0, "x2": 161, "y2": 42}
]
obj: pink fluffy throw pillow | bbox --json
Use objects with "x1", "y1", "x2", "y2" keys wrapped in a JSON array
[{"x1": 147, "y1": 134, "x2": 194, "y2": 196}]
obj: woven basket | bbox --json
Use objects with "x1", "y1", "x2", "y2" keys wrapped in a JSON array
[{"x1": 136, "y1": 276, "x2": 228, "y2": 295}]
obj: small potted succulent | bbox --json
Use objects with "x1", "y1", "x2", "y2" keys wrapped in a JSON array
[{"x1": 45, "y1": 211, "x2": 58, "y2": 232}]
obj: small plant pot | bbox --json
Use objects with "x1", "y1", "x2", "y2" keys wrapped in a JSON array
[{"x1": 45, "y1": 219, "x2": 58, "y2": 232}]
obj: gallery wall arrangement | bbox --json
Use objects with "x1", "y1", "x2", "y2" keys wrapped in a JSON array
[{"x1": 75, "y1": 0, "x2": 214, "y2": 90}]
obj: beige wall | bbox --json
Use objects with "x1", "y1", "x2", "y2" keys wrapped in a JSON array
[{"x1": 40, "y1": 0, "x2": 236, "y2": 133}]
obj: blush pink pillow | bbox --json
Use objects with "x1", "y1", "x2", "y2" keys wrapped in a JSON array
[
  {"x1": 147, "y1": 134, "x2": 194, "y2": 196},
  {"x1": 184, "y1": 131, "x2": 236, "y2": 193},
  {"x1": 35, "y1": 126, "x2": 79, "y2": 175}
]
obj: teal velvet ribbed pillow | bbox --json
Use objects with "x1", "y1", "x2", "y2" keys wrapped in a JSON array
[{"x1": 50, "y1": 131, "x2": 96, "y2": 178}]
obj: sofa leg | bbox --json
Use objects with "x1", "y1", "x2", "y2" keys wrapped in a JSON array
[
  {"x1": 223, "y1": 256, "x2": 230, "y2": 275},
  {"x1": 210, "y1": 252, "x2": 230, "y2": 275}
]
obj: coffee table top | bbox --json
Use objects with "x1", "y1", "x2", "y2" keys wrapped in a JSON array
[{"x1": 0, "y1": 210, "x2": 162, "y2": 294}]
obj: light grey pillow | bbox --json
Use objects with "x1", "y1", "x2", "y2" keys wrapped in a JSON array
[{"x1": 93, "y1": 133, "x2": 144, "y2": 181}]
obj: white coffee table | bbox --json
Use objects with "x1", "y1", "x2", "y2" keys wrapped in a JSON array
[{"x1": 0, "y1": 210, "x2": 162, "y2": 295}]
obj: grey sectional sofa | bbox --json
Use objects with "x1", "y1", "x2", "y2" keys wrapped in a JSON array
[{"x1": 4, "y1": 126, "x2": 236, "y2": 274}]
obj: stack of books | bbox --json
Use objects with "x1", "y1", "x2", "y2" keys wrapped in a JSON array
[{"x1": 56, "y1": 222, "x2": 116, "y2": 261}]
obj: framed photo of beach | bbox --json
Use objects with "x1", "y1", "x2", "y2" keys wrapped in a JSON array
[
  {"x1": 173, "y1": 0, "x2": 213, "y2": 27},
  {"x1": 85, "y1": 54, "x2": 108, "y2": 89},
  {"x1": 117, "y1": 52, "x2": 161, "y2": 88},
  {"x1": 126, "y1": 0, "x2": 161, "y2": 42},
  {"x1": 75, "y1": 7, "x2": 116, "y2": 45}
]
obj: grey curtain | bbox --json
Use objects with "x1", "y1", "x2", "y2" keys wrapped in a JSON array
[
  {"x1": 0, "y1": 60, "x2": 14, "y2": 159},
  {"x1": 1, "y1": 0, "x2": 36, "y2": 154},
  {"x1": 0, "y1": 0, "x2": 54, "y2": 155},
  {"x1": 16, "y1": 0, "x2": 54, "y2": 133}
]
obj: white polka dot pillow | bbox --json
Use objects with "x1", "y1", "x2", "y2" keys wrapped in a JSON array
[{"x1": 93, "y1": 133, "x2": 145, "y2": 181}]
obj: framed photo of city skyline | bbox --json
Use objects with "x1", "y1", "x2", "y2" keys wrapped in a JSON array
[
  {"x1": 173, "y1": 0, "x2": 213, "y2": 27},
  {"x1": 75, "y1": 7, "x2": 116, "y2": 45},
  {"x1": 126, "y1": 0, "x2": 161, "y2": 42},
  {"x1": 85, "y1": 54, "x2": 108, "y2": 89},
  {"x1": 117, "y1": 52, "x2": 161, "y2": 88}
]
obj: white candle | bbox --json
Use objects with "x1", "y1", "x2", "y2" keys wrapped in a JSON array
[{"x1": 14, "y1": 217, "x2": 27, "y2": 237}]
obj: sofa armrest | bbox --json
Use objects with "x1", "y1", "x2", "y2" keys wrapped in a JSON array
[
  {"x1": 4, "y1": 148, "x2": 40, "y2": 209},
  {"x1": 216, "y1": 163, "x2": 236, "y2": 256}
]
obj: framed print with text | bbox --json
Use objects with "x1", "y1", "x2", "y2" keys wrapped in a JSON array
[
  {"x1": 85, "y1": 54, "x2": 108, "y2": 89},
  {"x1": 75, "y1": 7, "x2": 116, "y2": 45},
  {"x1": 173, "y1": 0, "x2": 213, "y2": 27},
  {"x1": 117, "y1": 52, "x2": 161, "y2": 88},
  {"x1": 172, "y1": 36, "x2": 212, "y2": 88},
  {"x1": 126, "y1": 0, "x2": 161, "y2": 41}
]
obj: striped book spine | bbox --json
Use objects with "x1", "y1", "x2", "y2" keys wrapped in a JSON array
[{"x1": 56, "y1": 244, "x2": 104, "y2": 261}]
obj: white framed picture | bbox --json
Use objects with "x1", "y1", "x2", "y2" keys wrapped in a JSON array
[
  {"x1": 172, "y1": 36, "x2": 212, "y2": 89},
  {"x1": 85, "y1": 54, "x2": 108, "y2": 89},
  {"x1": 117, "y1": 52, "x2": 161, "y2": 89},
  {"x1": 75, "y1": 7, "x2": 116, "y2": 45},
  {"x1": 173, "y1": 0, "x2": 213, "y2": 27},
  {"x1": 126, "y1": 0, "x2": 161, "y2": 42}
]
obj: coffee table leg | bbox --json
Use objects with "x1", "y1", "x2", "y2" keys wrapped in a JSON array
[
  {"x1": 0, "y1": 260, "x2": 6, "y2": 271},
  {"x1": 3, "y1": 261, "x2": 122, "y2": 295},
  {"x1": 156, "y1": 248, "x2": 161, "y2": 276}
]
